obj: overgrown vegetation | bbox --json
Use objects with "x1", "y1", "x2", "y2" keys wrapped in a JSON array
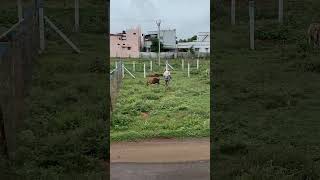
[
  {"x1": 0, "y1": 1, "x2": 108, "y2": 179},
  {"x1": 212, "y1": 0, "x2": 320, "y2": 179},
  {"x1": 150, "y1": 38, "x2": 164, "y2": 52},
  {"x1": 110, "y1": 59, "x2": 210, "y2": 142}
]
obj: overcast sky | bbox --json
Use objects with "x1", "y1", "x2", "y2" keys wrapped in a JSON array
[{"x1": 110, "y1": 0, "x2": 210, "y2": 39}]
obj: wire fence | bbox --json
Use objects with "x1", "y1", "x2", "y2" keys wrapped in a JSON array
[
  {"x1": 110, "y1": 60, "x2": 123, "y2": 112},
  {"x1": 0, "y1": 1, "x2": 39, "y2": 159}
]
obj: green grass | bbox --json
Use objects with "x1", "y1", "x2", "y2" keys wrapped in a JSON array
[
  {"x1": 111, "y1": 59, "x2": 210, "y2": 142},
  {"x1": 212, "y1": 1, "x2": 320, "y2": 179},
  {"x1": 0, "y1": 1, "x2": 108, "y2": 179}
]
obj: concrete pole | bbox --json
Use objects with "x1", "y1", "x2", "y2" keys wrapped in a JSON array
[
  {"x1": 115, "y1": 61, "x2": 118, "y2": 69},
  {"x1": 249, "y1": 0, "x2": 255, "y2": 50},
  {"x1": 39, "y1": 0, "x2": 45, "y2": 51},
  {"x1": 133, "y1": 61, "x2": 135, "y2": 72},
  {"x1": 278, "y1": 0, "x2": 283, "y2": 24},
  {"x1": 197, "y1": 51, "x2": 200, "y2": 69},
  {"x1": 122, "y1": 64, "x2": 125, "y2": 78},
  {"x1": 231, "y1": 0, "x2": 235, "y2": 25},
  {"x1": 74, "y1": 0, "x2": 79, "y2": 32},
  {"x1": 188, "y1": 62, "x2": 190, "y2": 77},
  {"x1": 17, "y1": 0, "x2": 23, "y2": 22},
  {"x1": 197, "y1": 59, "x2": 199, "y2": 70},
  {"x1": 144, "y1": 64, "x2": 146, "y2": 78},
  {"x1": 166, "y1": 60, "x2": 168, "y2": 71},
  {"x1": 156, "y1": 20, "x2": 161, "y2": 66},
  {"x1": 182, "y1": 59, "x2": 184, "y2": 70}
]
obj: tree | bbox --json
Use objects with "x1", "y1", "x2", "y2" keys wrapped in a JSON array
[
  {"x1": 178, "y1": 35, "x2": 197, "y2": 43},
  {"x1": 189, "y1": 35, "x2": 197, "y2": 42},
  {"x1": 150, "y1": 38, "x2": 164, "y2": 52}
]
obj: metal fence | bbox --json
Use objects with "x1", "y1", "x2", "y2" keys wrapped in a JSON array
[
  {"x1": 110, "y1": 60, "x2": 123, "y2": 111},
  {"x1": 0, "y1": 1, "x2": 39, "y2": 159}
]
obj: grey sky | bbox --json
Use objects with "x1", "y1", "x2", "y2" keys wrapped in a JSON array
[{"x1": 110, "y1": 0, "x2": 210, "y2": 39}]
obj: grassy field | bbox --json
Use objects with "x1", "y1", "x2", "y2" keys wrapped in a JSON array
[
  {"x1": 111, "y1": 59, "x2": 210, "y2": 142},
  {"x1": 212, "y1": 0, "x2": 320, "y2": 179}
]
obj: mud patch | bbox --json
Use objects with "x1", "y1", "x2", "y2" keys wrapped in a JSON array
[{"x1": 141, "y1": 112, "x2": 149, "y2": 119}]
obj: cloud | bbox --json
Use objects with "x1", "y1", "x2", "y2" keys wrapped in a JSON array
[
  {"x1": 111, "y1": 0, "x2": 210, "y2": 39},
  {"x1": 129, "y1": 0, "x2": 159, "y2": 20}
]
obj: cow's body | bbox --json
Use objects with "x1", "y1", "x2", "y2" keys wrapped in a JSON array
[
  {"x1": 147, "y1": 73, "x2": 161, "y2": 77},
  {"x1": 146, "y1": 77, "x2": 160, "y2": 85}
]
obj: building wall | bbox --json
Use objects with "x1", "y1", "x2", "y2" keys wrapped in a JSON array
[
  {"x1": 177, "y1": 41, "x2": 210, "y2": 53},
  {"x1": 110, "y1": 27, "x2": 141, "y2": 58},
  {"x1": 140, "y1": 52, "x2": 209, "y2": 59},
  {"x1": 144, "y1": 29, "x2": 176, "y2": 50}
]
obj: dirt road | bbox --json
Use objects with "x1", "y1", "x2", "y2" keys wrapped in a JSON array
[
  {"x1": 111, "y1": 138, "x2": 210, "y2": 163},
  {"x1": 110, "y1": 138, "x2": 210, "y2": 180},
  {"x1": 111, "y1": 161, "x2": 210, "y2": 180}
]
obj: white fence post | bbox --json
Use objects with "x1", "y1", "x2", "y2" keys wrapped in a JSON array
[
  {"x1": 74, "y1": 0, "x2": 79, "y2": 32},
  {"x1": 278, "y1": 0, "x2": 283, "y2": 24},
  {"x1": 249, "y1": 0, "x2": 255, "y2": 50},
  {"x1": 166, "y1": 60, "x2": 168, "y2": 71},
  {"x1": 39, "y1": 0, "x2": 45, "y2": 51},
  {"x1": 144, "y1": 63, "x2": 146, "y2": 78},
  {"x1": 17, "y1": 0, "x2": 23, "y2": 22},
  {"x1": 150, "y1": 60, "x2": 152, "y2": 71},
  {"x1": 188, "y1": 62, "x2": 190, "y2": 78},
  {"x1": 133, "y1": 61, "x2": 135, "y2": 72},
  {"x1": 122, "y1": 63, "x2": 125, "y2": 78},
  {"x1": 231, "y1": 0, "x2": 236, "y2": 25},
  {"x1": 197, "y1": 59, "x2": 199, "y2": 70},
  {"x1": 182, "y1": 59, "x2": 184, "y2": 70}
]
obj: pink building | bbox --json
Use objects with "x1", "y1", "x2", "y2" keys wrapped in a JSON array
[{"x1": 110, "y1": 27, "x2": 142, "y2": 58}]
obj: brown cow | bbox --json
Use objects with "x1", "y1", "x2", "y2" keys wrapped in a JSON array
[
  {"x1": 147, "y1": 73, "x2": 161, "y2": 77},
  {"x1": 146, "y1": 77, "x2": 160, "y2": 86}
]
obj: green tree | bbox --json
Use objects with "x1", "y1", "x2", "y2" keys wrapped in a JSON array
[
  {"x1": 151, "y1": 38, "x2": 164, "y2": 52},
  {"x1": 178, "y1": 35, "x2": 197, "y2": 43},
  {"x1": 189, "y1": 35, "x2": 197, "y2": 42}
]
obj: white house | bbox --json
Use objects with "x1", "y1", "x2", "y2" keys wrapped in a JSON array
[{"x1": 177, "y1": 32, "x2": 210, "y2": 53}]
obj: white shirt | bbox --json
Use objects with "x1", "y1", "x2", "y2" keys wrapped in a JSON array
[{"x1": 163, "y1": 70, "x2": 170, "y2": 77}]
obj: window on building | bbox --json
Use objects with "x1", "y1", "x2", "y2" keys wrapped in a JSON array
[
  {"x1": 119, "y1": 37, "x2": 121, "y2": 40},
  {"x1": 133, "y1": 33, "x2": 136, "y2": 35},
  {"x1": 123, "y1": 44, "x2": 125, "y2": 45},
  {"x1": 195, "y1": 48, "x2": 200, "y2": 52},
  {"x1": 128, "y1": 47, "x2": 131, "y2": 50},
  {"x1": 205, "y1": 48, "x2": 209, "y2": 52},
  {"x1": 117, "y1": 43, "x2": 120, "y2": 45}
]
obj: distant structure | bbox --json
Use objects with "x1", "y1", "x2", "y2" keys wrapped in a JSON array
[
  {"x1": 110, "y1": 27, "x2": 142, "y2": 58},
  {"x1": 143, "y1": 29, "x2": 177, "y2": 52},
  {"x1": 177, "y1": 32, "x2": 210, "y2": 53}
]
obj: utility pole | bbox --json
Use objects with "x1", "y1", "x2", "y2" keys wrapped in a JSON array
[
  {"x1": 17, "y1": 0, "x2": 23, "y2": 22},
  {"x1": 156, "y1": 19, "x2": 161, "y2": 66}
]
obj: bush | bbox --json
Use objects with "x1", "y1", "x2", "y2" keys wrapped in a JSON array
[
  {"x1": 256, "y1": 25, "x2": 289, "y2": 41},
  {"x1": 111, "y1": 113, "x2": 132, "y2": 129}
]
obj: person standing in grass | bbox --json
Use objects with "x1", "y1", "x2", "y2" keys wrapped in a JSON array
[{"x1": 163, "y1": 68, "x2": 171, "y2": 87}]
